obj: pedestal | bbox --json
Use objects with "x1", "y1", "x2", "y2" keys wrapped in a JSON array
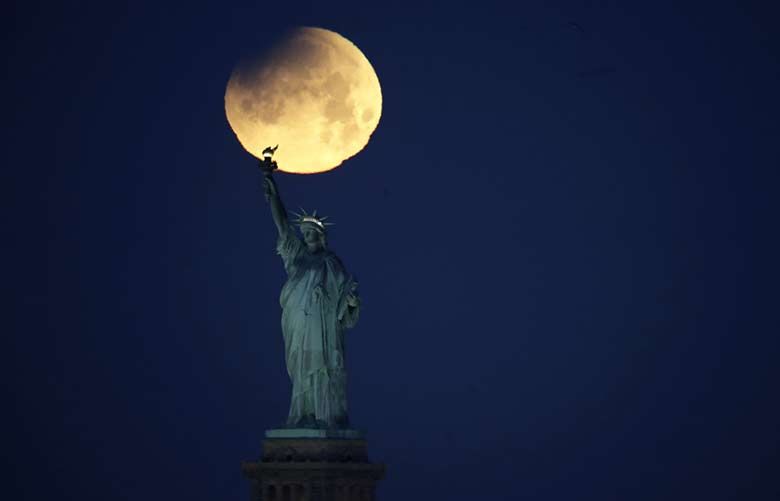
[{"x1": 242, "y1": 430, "x2": 386, "y2": 501}]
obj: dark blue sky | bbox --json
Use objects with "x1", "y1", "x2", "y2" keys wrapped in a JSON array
[{"x1": 5, "y1": 1, "x2": 779, "y2": 500}]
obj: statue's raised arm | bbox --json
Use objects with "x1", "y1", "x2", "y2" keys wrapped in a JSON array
[
  {"x1": 263, "y1": 173, "x2": 289, "y2": 237},
  {"x1": 259, "y1": 145, "x2": 288, "y2": 237}
]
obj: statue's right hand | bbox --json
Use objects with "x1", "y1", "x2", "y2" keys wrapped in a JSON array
[{"x1": 263, "y1": 176, "x2": 277, "y2": 200}]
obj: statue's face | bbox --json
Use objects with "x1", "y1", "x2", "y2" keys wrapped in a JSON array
[{"x1": 302, "y1": 227, "x2": 323, "y2": 251}]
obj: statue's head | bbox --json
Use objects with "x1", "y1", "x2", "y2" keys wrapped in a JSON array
[
  {"x1": 292, "y1": 209, "x2": 332, "y2": 253},
  {"x1": 301, "y1": 226, "x2": 326, "y2": 252}
]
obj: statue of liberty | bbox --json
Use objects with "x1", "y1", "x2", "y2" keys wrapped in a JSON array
[{"x1": 259, "y1": 149, "x2": 360, "y2": 430}]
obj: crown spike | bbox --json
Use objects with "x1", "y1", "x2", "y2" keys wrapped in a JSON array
[{"x1": 291, "y1": 207, "x2": 334, "y2": 233}]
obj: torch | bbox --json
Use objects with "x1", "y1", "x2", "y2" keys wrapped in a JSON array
[{"x1": 259, "y1": 144, "x2": 279, "y2": 176}]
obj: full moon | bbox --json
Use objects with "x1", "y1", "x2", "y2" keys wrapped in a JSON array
[{"x1": 225, "y1": 27, "x2": 382, "y2": 174}]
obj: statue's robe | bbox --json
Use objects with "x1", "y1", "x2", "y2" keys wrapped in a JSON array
[{"x1": 276, "y1": 225, "x2": 359, "y2": 428}]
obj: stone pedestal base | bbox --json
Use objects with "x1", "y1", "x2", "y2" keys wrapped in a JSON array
[{"x1": 242, "y1": 431, "x2": 385, "y2": 501}]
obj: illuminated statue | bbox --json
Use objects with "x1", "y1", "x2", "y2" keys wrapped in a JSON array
[{"x1": 260, "y1": 149, "x2": 360, "y2": 430}]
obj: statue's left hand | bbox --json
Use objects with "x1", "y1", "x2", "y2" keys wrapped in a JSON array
[{"x1": 345, "y1": 281, "x2": 359, "y2": 307}]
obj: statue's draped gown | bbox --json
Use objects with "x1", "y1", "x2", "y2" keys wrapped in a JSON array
[{"x1": 277, "y1": 225, "x2": 360, "y2": 428}]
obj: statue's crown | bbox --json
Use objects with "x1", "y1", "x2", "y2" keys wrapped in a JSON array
[{"x1": 291, "y1": 208, "x2": 334, "y2": 233}]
